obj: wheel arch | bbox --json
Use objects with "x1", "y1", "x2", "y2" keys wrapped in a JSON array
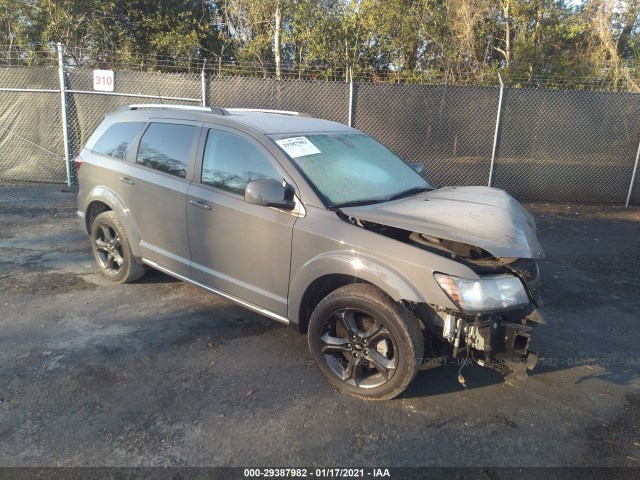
[
  {"x1": 82, "y1": 186, "x2": 143, "y2": 257},
  {"x1": 296, "y1": 274, "x2": 370, "y2": 333},
  {"x1": 290, "y1": 251, "x2": 427, "y2": 333},
  {"x1": 85, "y1": 200, "x2": 112, "y2": 235}
]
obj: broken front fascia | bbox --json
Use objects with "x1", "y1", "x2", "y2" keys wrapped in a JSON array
[
  {"x1": 428, "y1": 260, "x2": 543, "y2": 376},
  {"x1": 339, "y1": 186, "x2": 546, "y2": 375},
  {"x1": 338, "y1": 211, "x2": 546, "y2": 374},
  {"x1": 432, "y1": 306, "x2": 544, "y2": 378}
]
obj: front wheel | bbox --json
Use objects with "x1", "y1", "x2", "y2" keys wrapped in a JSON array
[{"x1": 308, "y1": 284, "x2": 424, "y2": 400}]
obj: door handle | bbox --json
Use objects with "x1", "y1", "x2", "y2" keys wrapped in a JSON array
[
  {"x1": 119, "y1": 177, "x2": 135, "y2": 185},
  {"x1": 189, "y1": 199, "x2": 212, "y2": 210}
]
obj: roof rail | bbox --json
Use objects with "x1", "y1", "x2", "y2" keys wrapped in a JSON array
[
  {"x1": 225, "y1": 108, "x2": 310, "y2": 117},
  {"x1": 119, "y1": 104, "x2": 228, "y2": 115}
]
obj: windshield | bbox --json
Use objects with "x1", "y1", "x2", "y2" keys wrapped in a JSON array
[{"x1": 270, "y1": 133, "x2": 432, "y2": 207}]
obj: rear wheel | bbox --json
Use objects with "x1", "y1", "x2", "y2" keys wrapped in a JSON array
[
  {"x1": 308, "y1": 284, "x2": 424, "y2": 400},
  {"x1": 90, "y1": 211, "x2": 144, "y2": 283}
]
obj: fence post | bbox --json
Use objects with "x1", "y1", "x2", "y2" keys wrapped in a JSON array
[
  {"x1": 488, "y1": 73, "x2": 504, "y2": 187},
  {"x1": 57, "y1": 43, "x2": 72, "y2": 186},
  {"x1": 201, "y1": 58, "x2": 207, "y2": 107},
  {"x1": 348, "y1": 68, "x2": 354, "y2": 127},
  {"x1": 625, "y1": 139, "x2": 640, "y2": 207}
]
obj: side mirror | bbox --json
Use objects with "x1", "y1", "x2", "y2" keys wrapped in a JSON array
[
  {"x1": 245, "y1": 179, "x2": 296, "y2": 210},
  {"x1": 409, "y1": 162, "x2": 425, "y2": 176}
]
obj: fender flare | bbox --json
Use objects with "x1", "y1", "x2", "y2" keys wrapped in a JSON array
[
  {"x1": 288, "y1": 250, "x2": 427, "y2": 325},
  {"x1": 83, "y1": 186, "x2": 144, "y2": 258}
]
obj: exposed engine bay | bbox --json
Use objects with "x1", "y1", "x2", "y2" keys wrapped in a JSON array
[{"x1": 340, "y1": 213, "x2": 544, "y2": 381}]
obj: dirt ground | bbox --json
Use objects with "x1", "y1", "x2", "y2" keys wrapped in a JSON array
[{"x1": 0, "y1": 183, "x2": 639, "y2": 468}]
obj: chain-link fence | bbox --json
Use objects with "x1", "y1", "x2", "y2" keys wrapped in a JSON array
[
  {"x1": 208, "y1": 77, "x2": 349, "y2": 125},
  {"x1": 1, "y1": 44, "x2": 639, "y2": 205},
  {"x1": 353, "y1": 84, "x2": 501, "y2": 188},
  {"x1": 0, "y1": 62, "x2": 66, "y2": 182},
  {"x1": 493, "y1": 88, "x2": 640, "y2": 204},
  {"x1": 66, "y1": 69, "x2": 202, "y2": 160}
]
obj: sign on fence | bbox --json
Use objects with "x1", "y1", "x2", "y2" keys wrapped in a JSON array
[{"x1": 93, "y1": 70, "x2": 114, "y2": 92}]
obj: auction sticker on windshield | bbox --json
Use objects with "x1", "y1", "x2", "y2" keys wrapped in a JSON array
[{"x1": 275, "y1": 137, "x2": 321, "y2": 158}]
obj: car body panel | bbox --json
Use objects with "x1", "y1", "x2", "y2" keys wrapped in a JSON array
[
  {"x1": 341, "y1": 186, "x2": 545, "y2": 259},
  {"x1": 76, "y1": 150, "x2": 145, "y2": 253},
  {"x1": 287, "y1": 206, "x2": 482, "y2": 324},
  {"x1": 116, "y1": 162, "x2": 192, "y2": 275},
  {"x1": 187, "y1": 182, "x2": 296, "y2": 316}
]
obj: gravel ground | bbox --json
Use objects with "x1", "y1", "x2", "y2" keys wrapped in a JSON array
[{"x1": 0, "y1": 183, "x2": 639, "y2": 468}]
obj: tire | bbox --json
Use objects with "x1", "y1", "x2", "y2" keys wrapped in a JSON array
[
  {"x1": 90, "y1": 211, "x2": 144, "y2": 284},
  {"x1": 308, "y1": 284, "x2": 424, "y2": 400}
]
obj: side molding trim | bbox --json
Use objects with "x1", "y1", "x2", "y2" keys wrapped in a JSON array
[{"x1": 142, "y1": 259, "x2": 290, "y2": 326}]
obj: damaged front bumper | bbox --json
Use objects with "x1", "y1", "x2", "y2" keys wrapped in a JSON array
[{"x1": 432, "y1": 306, "x2": 545, "y2": 379}]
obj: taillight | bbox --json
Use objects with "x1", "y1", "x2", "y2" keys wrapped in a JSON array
[{"x1": 72, "y1": 154, "x2": 84, "y2": 172}]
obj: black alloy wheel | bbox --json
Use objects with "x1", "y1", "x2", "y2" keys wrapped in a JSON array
[
  {"x1": 90, "y1": 211, "x2": 144, "y2": 283},
  {"x1": 308, "y1": 284, "x2": 424, "y2": 400},
  {"x1": 320, "y1": 308, "x2": 398, "y2": 389}
]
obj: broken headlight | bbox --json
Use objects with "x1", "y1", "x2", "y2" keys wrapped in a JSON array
[{"x1": 434, "y1": 273, "x2": 529, "y2": 312}]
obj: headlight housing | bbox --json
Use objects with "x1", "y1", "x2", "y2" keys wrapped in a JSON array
[{"x1": 434, "y1": 273, "x2": 529, "y2": 312}]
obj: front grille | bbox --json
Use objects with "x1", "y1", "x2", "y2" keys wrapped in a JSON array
[{"x1": 505, "y1": 259, "x2": 542, "y2": 305}]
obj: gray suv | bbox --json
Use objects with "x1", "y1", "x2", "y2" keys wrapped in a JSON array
[{"x1": 76, "y1": 104, "x2": 544, "y2": 400}]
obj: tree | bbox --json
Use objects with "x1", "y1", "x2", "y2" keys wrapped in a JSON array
[
  {"x1": 583, "y1": 0, "x2": 639, "y2": 90},
  {"x1": 0, "y1": 0, "x2": 637, "y2": 89}
]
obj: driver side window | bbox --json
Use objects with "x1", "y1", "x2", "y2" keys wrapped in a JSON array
[{"x1": 201, "y1": 129, "x2": 281, "y2": 195}]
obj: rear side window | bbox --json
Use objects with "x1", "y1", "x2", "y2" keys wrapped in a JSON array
[
  {"x1": 135, "y1": 123, "x2": 197, "y2": 178},
  {"x1": 93, "y1": 122, "x2": 144, "y2": 160},
  {"x1": 201, "y1": 130, "x2": 280, "y2": 195}
]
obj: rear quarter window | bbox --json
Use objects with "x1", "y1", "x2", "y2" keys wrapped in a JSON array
[{"x1": 92, "y1": 122, "x2": 144, "y2": 160}]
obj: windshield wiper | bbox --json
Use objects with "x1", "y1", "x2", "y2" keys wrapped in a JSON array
[
  {"x1": 330, "y1": 198, "x2": 388, "y2": 210},
  {"x1": 331, "y1": 187, "x2": 432, "y2": 209},
  {"x1": 386, "y1": 186, "x2": 432, "y2": 201}
]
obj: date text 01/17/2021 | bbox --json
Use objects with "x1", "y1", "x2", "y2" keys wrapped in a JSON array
[{"x1": 243, "y1": 468, "x2": 391, "y2": 477}]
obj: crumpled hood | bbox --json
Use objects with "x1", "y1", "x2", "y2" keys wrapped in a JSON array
[{"x1": 341, "y1": 186, "x2": 544, "y2": 259}]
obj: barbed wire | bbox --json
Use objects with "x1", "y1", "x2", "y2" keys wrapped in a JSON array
[{"x1": 0, "y1": 44, "x2": 637, "y2": 92}]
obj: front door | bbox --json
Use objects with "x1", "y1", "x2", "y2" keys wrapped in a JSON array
[{"x1": 186, "y1": 128, "x2": 297, "y2": 316}]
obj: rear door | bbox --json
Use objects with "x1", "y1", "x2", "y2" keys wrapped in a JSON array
[
  {"x1": 186, "y1": 127, "x2": 298, "y2": 316},
  {"x1": 116, "y1": 120, "x2": 202, "y2": 276}
]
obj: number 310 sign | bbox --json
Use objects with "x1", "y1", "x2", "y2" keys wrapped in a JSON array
[{"x1": 93, "y1": 70, "x2": 115, "y2": 92}]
